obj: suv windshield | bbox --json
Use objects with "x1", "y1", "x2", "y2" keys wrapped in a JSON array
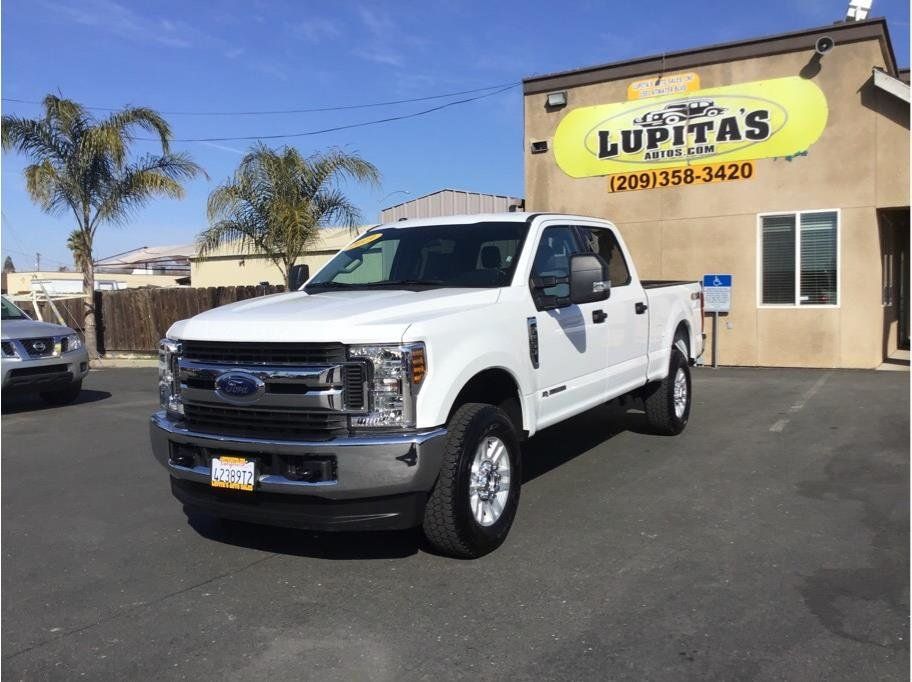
[
  {"x1": 305, "y1": 221, "x2": 528, "y2": 292},
  {"x1": 1, "y1": 297, "x2": 28, "y2": 320}
]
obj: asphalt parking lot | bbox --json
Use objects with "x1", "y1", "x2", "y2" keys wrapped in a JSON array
[{"x1": 2, "y1": 367, "x2": 908, "y2": 680}]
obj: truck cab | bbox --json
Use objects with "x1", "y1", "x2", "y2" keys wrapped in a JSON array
[{"x1": 151, "y1": 213, "x2": 703, "y2": 557}]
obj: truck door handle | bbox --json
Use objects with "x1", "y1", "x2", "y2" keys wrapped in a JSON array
[
  {"x1": 635, "y1": 302, "x2": 648, "y2": 314},
  {"x1": 592, "y1": 309, "x2": 607, "y2": 324}
]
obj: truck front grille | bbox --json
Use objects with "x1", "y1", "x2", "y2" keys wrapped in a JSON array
[
  {"x1": 183, "y1": 404, "x2": 349, "y2": 441},
  {"x1": 181, "y1": 341, "x2": 346, "y2": 366},
  {"x1": 177, "y1": 343, "x2": 369, "y2": 441}
]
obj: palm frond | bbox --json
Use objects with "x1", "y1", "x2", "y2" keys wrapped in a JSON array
[
  {"x1": 199, "y1": 143, "x2": 380, "y2": 284},
  {"x1": 95, "y1": 152, "x2": 205, "y2": 226}
]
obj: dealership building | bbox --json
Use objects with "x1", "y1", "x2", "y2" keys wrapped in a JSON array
[{"x1": 524, "y1": 18, "x2": 909, "y2": 368}]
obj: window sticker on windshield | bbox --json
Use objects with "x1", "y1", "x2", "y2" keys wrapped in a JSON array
[{"x1": 345, "y1": 233, "x2": 383, "y2": 250}]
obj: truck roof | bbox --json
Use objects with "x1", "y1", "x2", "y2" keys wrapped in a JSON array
[{"x1": 372, "y1": 212, "x2": 615, "y2": 229}]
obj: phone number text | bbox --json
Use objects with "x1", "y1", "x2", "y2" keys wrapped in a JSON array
[{"x1": 607, "y1": 161, "x2": 756, "y2": 193}]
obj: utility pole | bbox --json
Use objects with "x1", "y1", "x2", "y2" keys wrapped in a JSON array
[{"x1": 35, "y1": 252, "x2": 41, "y2": 271}]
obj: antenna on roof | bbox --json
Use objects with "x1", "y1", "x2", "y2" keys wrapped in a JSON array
[{"x1": 845, "y1": 0, "x2": 872, "y2": 21}]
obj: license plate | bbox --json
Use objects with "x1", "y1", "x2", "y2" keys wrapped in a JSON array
[{"x1": 210, "y1": 456, "x2": 256, "y2": 492}]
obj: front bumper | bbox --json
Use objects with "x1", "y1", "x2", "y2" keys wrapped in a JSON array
[
  {"x1": 1, "y1": 349, "x2": 90, "y2": 392},
  {"x1": 149, "y1": 411, "x2": 448, "y2": 530}
]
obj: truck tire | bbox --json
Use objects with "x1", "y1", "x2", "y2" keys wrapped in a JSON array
[
  {"x1": 39, "y1": 380, "x2": 82, "y2": 406},
  {"x1": 422, "y1": 403, "x2": 521, "y2": 558},
  {"x1": 643, "y1": 349, "x2": 691, "y2": 435}
]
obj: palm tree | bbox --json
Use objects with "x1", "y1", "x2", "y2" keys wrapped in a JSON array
[
  {"x1": 1, "y1": 95, "x2": 204, "y2": 357},
  {"x1": 66, "y1": 229, "x2": 92, "y2": 273},
  {"x1": 198, "y1": 144, "x2": 380, "y2": 289}
]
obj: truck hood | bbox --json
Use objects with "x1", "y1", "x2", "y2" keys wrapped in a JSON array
[
  {"x1": 169, "y1": 288, "x2": 501, "y2": 343},
  {"x1": 2, "y1": 319, "x2": 74, "y2": 340}
]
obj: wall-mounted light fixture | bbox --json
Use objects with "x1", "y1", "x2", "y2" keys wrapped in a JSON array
[{"x1": 545, "y1": 91, "x2": 567, "y2": 109}]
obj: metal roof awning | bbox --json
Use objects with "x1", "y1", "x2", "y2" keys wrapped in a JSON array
[{"x1": 873, "y1": 68, "x2": 910, "y2": 103}]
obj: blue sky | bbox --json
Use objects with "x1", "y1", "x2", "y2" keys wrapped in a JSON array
[{"x1": 2, "y1": 0, "x2": 909, "y2": 270}]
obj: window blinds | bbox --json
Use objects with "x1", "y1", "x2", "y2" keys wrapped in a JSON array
[
  {"x1": 799, "y1": 212, "x2": 838, "y2": 305},
  {"x1": 761, "y1": 215, "x2": 796, "y2": 304}
]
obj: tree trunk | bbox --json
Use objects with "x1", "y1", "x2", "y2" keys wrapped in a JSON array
[
  {"x1": 82, "y1": 258, "x2": 99, "y2": 359},
  {"x1": 80, "y1": 216, "x2": 99, "y2": 360}
]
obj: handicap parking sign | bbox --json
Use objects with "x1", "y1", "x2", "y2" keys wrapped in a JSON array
[{"x1": 702, "y1": 274, "x2": 732, "y2": 313}]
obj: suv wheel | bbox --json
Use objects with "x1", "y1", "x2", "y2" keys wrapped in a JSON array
[{"x1": 422, "y1": 403, "x2": 521, "y2": 558}]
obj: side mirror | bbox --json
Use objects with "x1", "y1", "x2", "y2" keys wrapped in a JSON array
[
  {"x1": 569, "y1": 254, "x2": 610, "y2": 304},
  {"x1": 289, "y1": 264, "x2": 310, "y2": 290}
]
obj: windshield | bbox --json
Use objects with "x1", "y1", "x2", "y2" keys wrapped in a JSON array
[
  {"x1": 1, "y1": 297, "x2": 28, "y2": 320},
  {"x1": 305, "y1": 221, "x2": 528, "y2": 291}
]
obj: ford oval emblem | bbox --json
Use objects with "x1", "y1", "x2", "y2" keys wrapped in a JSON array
[{"x1": 214, "y1": 372, "x2": 265, "y2": 405}]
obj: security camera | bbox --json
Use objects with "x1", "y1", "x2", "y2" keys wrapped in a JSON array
[{"x1": 815, "y1": 36, "x2": 835, "y2": 56}]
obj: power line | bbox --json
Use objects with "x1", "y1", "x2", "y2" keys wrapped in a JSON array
[
  {"x1": 1, "y1": 82, "x2": 518, "y2": 117},
  {"x1": 129, "y1": 84, "x2": 518, "y2": 143}
]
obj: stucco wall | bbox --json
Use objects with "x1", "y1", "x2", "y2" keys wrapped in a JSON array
[
  {"x1": 190, "y1": 252, "x2": 339, "y2": 288},
  {"x1": 524, "y1": 36, "x2": 909, "y2": 368},
  {"x1": 190, "y1": 227, "x2": 358, "y2": 288}
]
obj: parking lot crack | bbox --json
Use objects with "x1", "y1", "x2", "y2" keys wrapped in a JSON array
[{"x1": 2, "y1": 553, "x2": 278, "y2": 661}]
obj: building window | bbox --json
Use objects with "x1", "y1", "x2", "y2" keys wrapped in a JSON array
[{"x1": 760, "y1": 211, "x2": 838, "y2": 306}]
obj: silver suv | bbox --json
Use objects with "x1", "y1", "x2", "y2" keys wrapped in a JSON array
[{"x1": 1, "y1": 296, "x2": 89, "y2": 405}]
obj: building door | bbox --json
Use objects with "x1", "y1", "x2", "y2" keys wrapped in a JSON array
[
  {"x1": 879, "y1": 208, "x2": 910, "y2": 354},
  {"x1": 898, "y1": 212, "x2": 910, "y2": 350}
]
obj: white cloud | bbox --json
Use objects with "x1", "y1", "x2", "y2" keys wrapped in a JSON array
[
  {"x1": 353, "y1": 5, "x2": 411, "y2": 68},
  {"x1": 354, "y1": 46, "x2": 404, "y2": 67},
  {"x1": 291, "y1": 17, "x2": 341, "y2": 43},
  {"x1": 39, "y1": 0, "x2": 208, "y2": 49}
]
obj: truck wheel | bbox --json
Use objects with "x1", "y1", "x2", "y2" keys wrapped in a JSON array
[
  {"x1": 39, "y1": 380, "x2": 82, "y2": 406},
  {"x1": 422, "y1": 403, "x2": 521, "y2": 558},
  {"x1": 643, "y1": 349, "x2": 691, "y2": 435}
]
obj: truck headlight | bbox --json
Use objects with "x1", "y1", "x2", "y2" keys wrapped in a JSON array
[
  {"x1": 158, "y1": 338, "x2": 183, "y2": 416},
  {"x1": 348, "y1": 342, "x2": 426, "y2": 429}
]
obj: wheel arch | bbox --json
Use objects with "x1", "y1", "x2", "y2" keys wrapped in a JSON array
[{"x1": 446, "y1": 367, "x2": 526, "y2": 437}]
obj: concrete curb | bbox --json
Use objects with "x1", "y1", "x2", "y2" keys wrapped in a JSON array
[{"x1": 90, "y1": 357, "x2": 157, "y2": 368}]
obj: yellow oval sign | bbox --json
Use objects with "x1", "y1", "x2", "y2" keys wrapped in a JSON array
[{"x1": 553, "y1": 76, "x2": 828, "y2": 177}]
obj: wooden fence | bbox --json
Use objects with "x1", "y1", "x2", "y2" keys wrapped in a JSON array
[
  {"x1": 18, "y1": 296, "x2": 89, "y2": 335},
  {"x1": 98, "y1": 285, "x2": 285, "y2": 353},
  {"x1": 14, "y1": 285, "x2": 285, "y2": 354}
]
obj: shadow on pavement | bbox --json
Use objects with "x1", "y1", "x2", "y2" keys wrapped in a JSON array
[
  {"x1": 1, "y1": 389, "x2": 112, "y2": 414},
  {"x1": 183, "y1": 400, "x2": 660, "y2": 560},
  {"x1": 185, "y1": 509, "x2": 423, "y2": 560},
  {"x1": 522, "y1": 401, "x2": 656, "y2": 483}
]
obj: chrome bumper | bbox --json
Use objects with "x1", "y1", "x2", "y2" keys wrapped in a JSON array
[{"x1": 149, "y1": 411, "x2": 448, "y2": 501}]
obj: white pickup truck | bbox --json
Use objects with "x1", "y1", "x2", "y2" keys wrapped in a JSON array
[{"x1": 151, "y1": 213, "x2": 703, "y2": 557}]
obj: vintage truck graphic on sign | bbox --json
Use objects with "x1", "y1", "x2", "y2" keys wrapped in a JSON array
[{"x1": 552, "y1": 76, "x2": 828, "y2": 177}]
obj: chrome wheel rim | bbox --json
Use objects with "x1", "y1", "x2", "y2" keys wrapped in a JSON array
[
  {"x1": 673, "y1": 367, "x2": 688, "y2": 419},
  {"x1": 469, "y1": 436, "x2": 511, "y2": 527}
]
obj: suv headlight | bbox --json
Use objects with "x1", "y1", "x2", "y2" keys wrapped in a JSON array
[
  {"x1": 64, "y1": 333, "x2": 82, "y2": 352},
  {"x1": 348, "y1": 342, "x2": 426, "y2": 429},
  {"x1": 158, "y1": 338, "x2": 183, "y2": 416}
]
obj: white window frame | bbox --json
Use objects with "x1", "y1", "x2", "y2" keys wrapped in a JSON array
[{"x1": 756, "y1": 208, "x2": 841, "y2": 309}]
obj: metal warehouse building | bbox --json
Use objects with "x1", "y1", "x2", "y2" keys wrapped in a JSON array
[{"x1": 523, "y1": 18, "x2": 909, "y2": 368}]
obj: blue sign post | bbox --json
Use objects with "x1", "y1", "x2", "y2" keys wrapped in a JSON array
[{"x1": 702, "y1": 274, "x2": 733, "y2": 368}]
